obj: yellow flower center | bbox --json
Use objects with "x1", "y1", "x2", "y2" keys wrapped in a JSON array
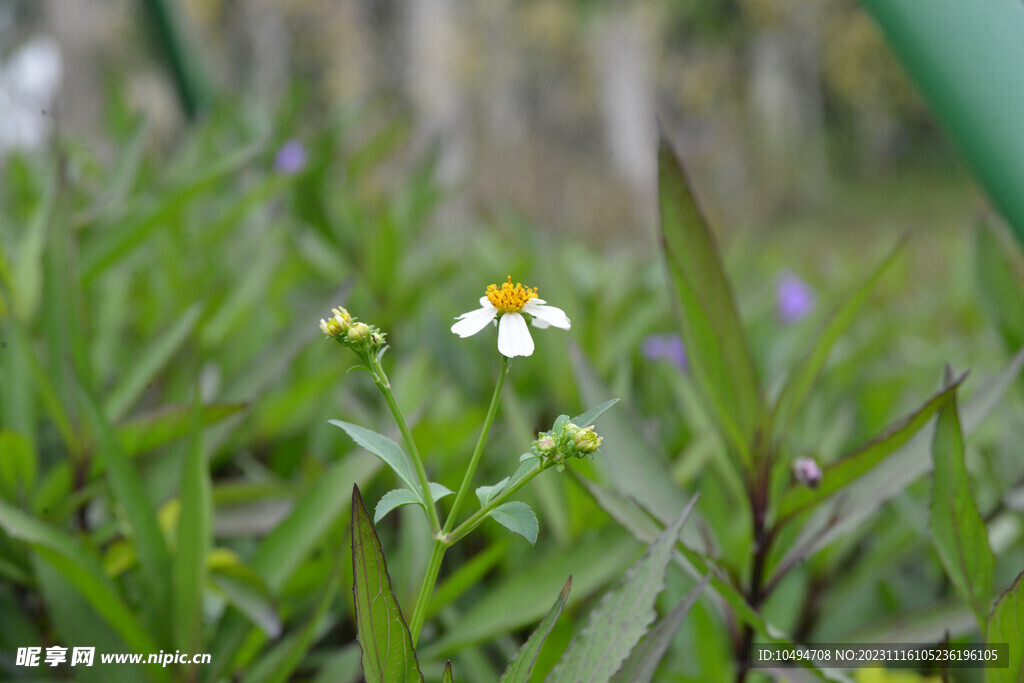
[{"x1": 486, "y1": 276, "x2": 538, "y2": 313}]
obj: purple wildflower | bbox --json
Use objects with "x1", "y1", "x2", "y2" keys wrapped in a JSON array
[
  {"x1": 274, "y1": 139, "x2": 307, "y2": 175},
  {"x1": 776, "y1": 271, "x2": 815, "y2": 324},
  {"x1": 793, "y1": 457, "x2": 823, "y2": 489},
  {"x1": 641, "y1": 334, "x2": 688, "y2": 371}
]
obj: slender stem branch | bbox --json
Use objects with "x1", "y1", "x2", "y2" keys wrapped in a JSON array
[
  {"x1": 447, "y1": 460, "x2": 546, "y2": 545},
  {"x1": 442, "y1": 356, "x2": 510, "y2": 534},
  {"x1": 409, "y1": 539, "x2": 446, "y2": 645},
  {"x1": 408, "y1": 356, "x2": 511, "y2": 643},
  {"x1": 370, "y1": 353, "x2": 440, "y2": 534}
]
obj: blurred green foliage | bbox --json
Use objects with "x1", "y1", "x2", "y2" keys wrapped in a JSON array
[{"x1": 0, "y1": 78, "x2": 1021, "y2": 681}]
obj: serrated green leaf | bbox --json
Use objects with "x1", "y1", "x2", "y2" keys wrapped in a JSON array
[
  {"x1": 547, "y1": 496, "x2": 697, "y2": 683},
  {"x1": 778, "y1": 374, "x2": 965, "y2": 522},
  {"x1": 476, "y1": 478, "x2": 510, "y2": 507},
  {"x1": 351, "y1": 484, "x2": 423, "y2": 683},
  {"x1": 575, "y1": 476, "x2": 830, "y2": 680},
  {"x1": 986, "y1": 569, "x2": 1024, "y2": 683},
  {"x1": 775, "y1": 346, "x2": 1024, "y2": 570},
  {"x1": 773, "y1": 240, "x2": 904, "y2": 432},
  {"x1": 488, "y1": 501, "x2": 539, "y2": 545},
  {"x1": 500, "y1": 577, "x2": 572, "y2": 683},
  {"x1": 331, "y1": 420, "x2": 422, "y2": 498},
  {"x1": 657, "y1": 133, "x2": 761, "y2": 462},
  {"x1": 430, "y1": 482, "x2": 454, "y2": 501},
  {"x1": 611, "y1": 573, "x2": 710, "y2": 683},
  {"x1": 376, "y1": 484, "x2": 452, "y2": 523},
  {"x1": 424, "y1": 530, "x2": 639, "y2": 657},
  {"x1": 375, "y1": 489, "x2": 422, "y2": 523},
  {"x1": 570, "y1": 399, "x2": 620, "y2": 429},
  {"x1": 930, "y1": 372, "x2": 994, "y2": 632}
]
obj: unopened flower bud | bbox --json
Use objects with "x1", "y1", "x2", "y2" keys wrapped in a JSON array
[
  {"x1": 793, "y1": 457, "x2": 823, "y2": 489},
  {"x1": 332, "y1": 306, "x2": 353, "y2": 333},
  {"x1": 572, "y1": 425, "x2": 602, "y2": 454},
  {"x1": 320, "y1": 317, "x2": 344, "y2": 339},
  {"x1": 536, "y1": 434, "x2": 557, "y2": 454},
  {"x1": 347, "y1": 321, "x2": 372, "y2": 348}
]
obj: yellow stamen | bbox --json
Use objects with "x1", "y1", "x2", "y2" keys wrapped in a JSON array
[{"x1": 486, "y1": 276, "x2": 538, "y2": 313}]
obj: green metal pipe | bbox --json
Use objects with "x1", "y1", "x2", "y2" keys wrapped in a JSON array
[{"x1": 859, "y1": 0, "x2": 1024, "y2": 245}]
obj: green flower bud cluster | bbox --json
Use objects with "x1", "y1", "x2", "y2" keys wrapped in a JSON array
[
  {"x1": 532, "y1": 419, "x2": 603, "y2": 471},
  {"x1": 319, "y1": 306, "x2": 387, "y2": 356}
]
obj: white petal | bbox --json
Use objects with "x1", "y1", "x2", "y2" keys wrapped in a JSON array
[
  {"x1": 497, "y1": 313, "x2": 534, "y2": 357},
  {"x1": 522, "y1": 301, "x2": 570, "y2": 330},
  {"x1": 451, "y1": 305, "x2": 497, "y2": 337}
]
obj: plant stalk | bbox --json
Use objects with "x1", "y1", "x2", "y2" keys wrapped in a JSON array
[
  {"x1": 407, "y1": 356, "x2": 511, "y2": 643},
  {"x1": 370, "y1": 353, "x2": 441, "y2": 534},
  {"x1": 442, "y1": 356, "x2": 510, "y2": 534}
]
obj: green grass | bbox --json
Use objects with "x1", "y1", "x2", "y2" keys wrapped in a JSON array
[{"x1": 0, "y1": 98, "x2": 1021, "y2": 682}]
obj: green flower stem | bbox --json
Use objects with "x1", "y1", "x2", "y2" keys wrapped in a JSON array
[
  {"x1": 409, "y1": 539, "x2": 445, "y2": 645},
  {"x1": 446, "y1": 459, "x2": 547, "y2": 545},
  {"x1": 408, "y1": 355, "x2": 511, "y2": 644},
  {"x1": 442, "y1": 355, "x2": 511, "y2": 534},
  {"x1": 369, "y1": 352, "x2": 440, "y2": 535}
]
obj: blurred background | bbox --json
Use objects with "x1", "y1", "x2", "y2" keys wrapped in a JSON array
[
  {"x1": 2, "y1": 1, "x2": 1023, "y2": 681},
  {"x1": 2, "y1": 0, "x2": 973, "y2": 233}
]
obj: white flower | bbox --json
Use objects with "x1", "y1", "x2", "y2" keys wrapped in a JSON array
[{"x1": 451, "y1": 277, "x2": 570, "y2": 357}]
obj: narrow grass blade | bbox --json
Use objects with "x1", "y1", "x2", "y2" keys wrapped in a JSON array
[
  {"x1": 350, "y1": 484, "x2": 423, "y2": 683},
  {"x1": 986, "y1": 570, "x2": 1024, "y2": 683},
  {"x1": 428, "y1": 541, "x2": 508, "y2": 618},
  {"x1": 570, "y1": 399, "x2": 620, "y2": 428},
  {"x1": 488, "y1": 501, "x2": 539, "y2": 545},
  {"x1": 570, "y1": 343, "x2": 688, "y2": 522},
  {"x1": 574, "y1": 476, "x2": 831, "y2": 681},
  {"x1": 0, "y1": 430, "x2": 36, "y2": 500},
  {"x1": 611, "y1": 573, "x2": 710, "y2": 683},
  {"x1": 930, "y1": 370, "x2": 993, "y2": 632},
  {"x1": 777, "y1": 374, "x2": 964, "y2": 521},
  {"x1": 81, "y1": 390, "x2": 172, "y2": 639},
  {"x1": 104, "y1": 303, "x2": 203, "y2": 421},
  {"x1": 208, "y1": 561, "x2": 281, "y2": 638},
  {"x1": 974, "y1": 223, "x2": 1024, "y2": 350},
  {"x1": 547, "y1": 496, "x2": 697, "y2": 683},
  {"x1": 331, "y1": 420, "x2": 422, "y2": 498},
  {"x1": 241, "y1": 572, "x2": 338, "y2": 683},
  {"x1": 500, "y1": 577, "x2": 572, "y2": 683},
  {"x1": 206, "y1": 453, "x2": 380, "y2": 682},
  {"x1": 775, "y1": 346, "x2": 1024, "y2": 569},
  {"x1": 0, "y1": 500, "x2": 160, "y2": 655},
  {"x1": 115, "y1": 402, "x2": 246, "y2": 459},
  {"x1": 173, "y1": 394, "x2": 212, "y2": 654},
  {"x1": 773, "y1": 240, "x2": 904, "y2": 432},
  {"x1": 424, "y1": 530, "x2": 638, "y2": 657},
  {"x1": 657, "y1": 132, "x2": 761, "y2": 462}
]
